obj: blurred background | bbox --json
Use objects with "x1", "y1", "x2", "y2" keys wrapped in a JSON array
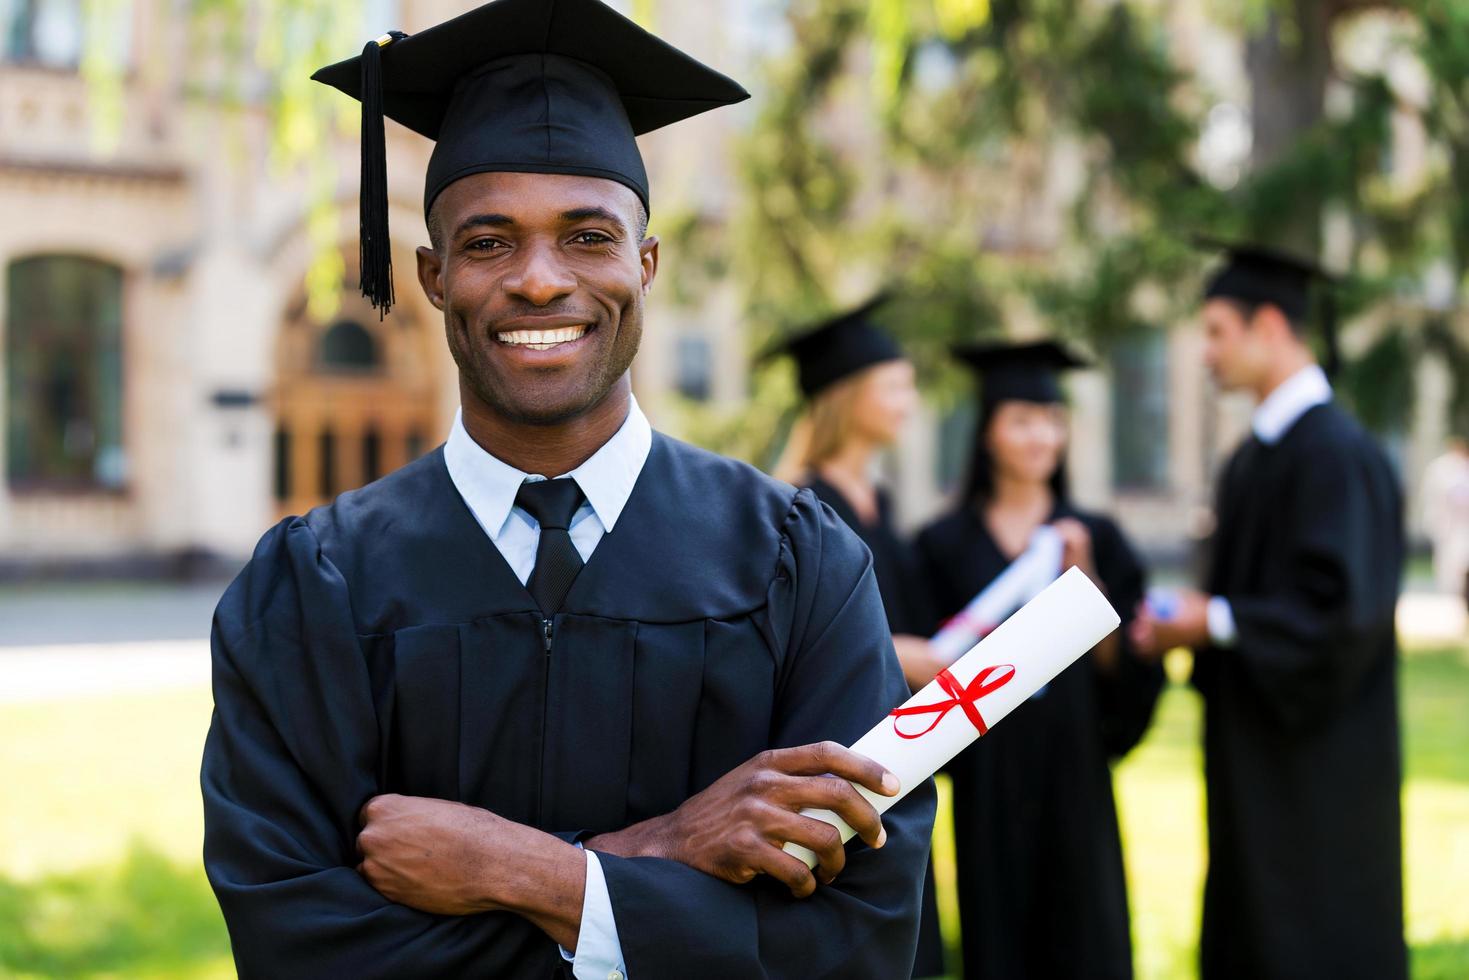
[{"x1": 1, "y1": 0, "x2": 1467, "y2": 976}]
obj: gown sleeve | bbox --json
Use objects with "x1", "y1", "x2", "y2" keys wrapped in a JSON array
[
  {"x1": 595, "y1": 490, "x2": 937, "y2": 978},
  {"x1": 1219, "y1": 437, "x2": 1402, "y2": 731},
  {"x1": 201, "y1": 518, "x2": 569, "y2": 979},
  {"x1": 1087, "y1": 515, "x2": 1165, "y2": 759}
]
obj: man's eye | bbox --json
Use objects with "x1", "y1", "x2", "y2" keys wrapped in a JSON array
[
  {"x1": 570, "y1": 231, "x2": 613, "y2": 245},
  {"x1": 468, "y1": 239, "x2": 505, "y2": 252}
]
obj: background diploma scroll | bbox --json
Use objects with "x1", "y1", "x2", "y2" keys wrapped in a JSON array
[
  {"x1": 929, "y1": 524, "x2": 1063, "y2": 662},
  {"x1": 784, "y1": 565, "x2": 1121, "y2": 869}
]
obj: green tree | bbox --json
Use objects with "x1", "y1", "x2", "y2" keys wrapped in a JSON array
[{"x1": 687, "y1": 0, "x2": 1468, "y2": 464}]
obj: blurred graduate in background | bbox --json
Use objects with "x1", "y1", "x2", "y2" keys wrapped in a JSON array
[
  {"x1": 768, "y1": 295, "x2": 946, "y2": 978},
  {"x1": 916, "y1": 341, "x2": 1164, "y2": 980},
  {"x1": 1132, "y1": 242, "x2": 1406, "y2": 978},
  {"x1": 1422, "y1": 433, "x2": 1469, "y2": 613}
]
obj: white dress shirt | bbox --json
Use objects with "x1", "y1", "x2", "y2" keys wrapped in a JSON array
[
  {"x1": 1207, "y1": 364, "x2": 1333, "y2": 646},
  {"x1": 443, "y1": 396, "x2": 651, "y2": 980}
]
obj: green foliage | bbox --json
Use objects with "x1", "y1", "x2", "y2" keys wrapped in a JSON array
[
  {"x1": 85, "y1": 0, "x2": 371, "y2": 319},
  {"x1": 0, "y1": 845, "x2": 230, "y2": 977},
  {"x1": 709, "y1": 0, "x2": 1228, "y2": 462},
  {"x1": 1425, "y1": 317, "x2": 1469, "y2": 436},
  {"x1": 1338, "y1": 324, "x2": 1418, "y2": 434},
  {"x1": 698, "y1": 0, "x2": 1469, "y2": 459}
]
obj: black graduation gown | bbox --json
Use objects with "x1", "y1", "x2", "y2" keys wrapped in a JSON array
[
  {"x1": 1195, "y1": 402, "x2": 1406, "y2": 979},
  {"x1": 805, "y1": 477, "x2": 945, "y2": 979},
  {"x1": 807, "y1": 477, "x2": 934, "y2": 636},
  {"x1": 915, "y1": 502, "x2": 1162, "y2": 980},
  {"x1": 200, "y1": 434, "x2": 936, "y2": 980}
]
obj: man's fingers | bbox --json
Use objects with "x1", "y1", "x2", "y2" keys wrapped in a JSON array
[
  {"x1": 786, "y1": 775, "x2": 886, "y2": 849},
  {"x1": 763, "y1": 810, "x2": 847, "y2": 884},
  {"x1": 752, "y1": 845, "x2": 819, "y2": 898},
  {"x1": 358, "y1": 792, "x2": 400, "y2": 827},
  {"x1": 767, "y1": 742, "x2": 899, "y2": 797}
]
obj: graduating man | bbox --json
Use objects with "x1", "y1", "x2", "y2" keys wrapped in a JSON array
[
  {"x1": 200, "y1": 1, "x2": 934, "y2": 977},
  {"x1": 1132, "y1": 242, "x2": 1406, "y2": 979}
]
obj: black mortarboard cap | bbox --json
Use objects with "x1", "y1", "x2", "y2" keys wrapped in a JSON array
[
  {"x1": 764, "y1": 294, "x2": 906, "y2": 398},
  {"x1": 312, "y1": 0, "x2": 749, "y2": 315},
  {"x1": 953, "y1": 339, "x2": 1089, "y2": 409},
  {"x1": 1197, "y1": 236, "x2": 1341, "y2": 375}
]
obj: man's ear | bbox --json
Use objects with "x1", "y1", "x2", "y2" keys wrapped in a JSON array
[
  {"x1": 639, "y1": 235, "x2": 659, "y2": 296},
  {"x1": 1252, "y1": 303, "x2": 1296, "y2": 346},
  {"x1": 416, "y1": 245, "x2": 445, "y2": 311}
]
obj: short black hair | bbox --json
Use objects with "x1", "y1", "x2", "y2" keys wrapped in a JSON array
[
  {"x1": 1226, "y1": 298, "x2": 1305, "y2": 338},
  {"x1": 426, "y1": 196, "x2": 650, "y2": 253}
]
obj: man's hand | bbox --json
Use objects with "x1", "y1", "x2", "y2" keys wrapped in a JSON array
[
  {"x1": 1130, "y1": 588, "x2": 1211, "y2": 659},
  {"x1": 586, "y1": 741, "x2": 899, "y2": 899},
  {"x1": 356, "y1": 794, "x2": 586, "y2": 950},
  {"x1": 893, "y1": 634, "x2": 947, "y2": 692}
]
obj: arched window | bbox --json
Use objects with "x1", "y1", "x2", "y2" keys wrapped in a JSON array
[
  {"x1": 5, "y1": 255, "x2": 125, "y2": 491},
  {"x1": 318, "y1": 319, "x2": 380, "y2": 372}
]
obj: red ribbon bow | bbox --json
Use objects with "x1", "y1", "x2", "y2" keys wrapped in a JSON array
[{"x1": 889, "y1": 664, "x2": 1016, "y2": 740}]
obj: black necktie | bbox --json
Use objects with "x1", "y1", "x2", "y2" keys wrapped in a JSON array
[{"x1": 515, "y1": 478, "x2": 587, "y2": 615}]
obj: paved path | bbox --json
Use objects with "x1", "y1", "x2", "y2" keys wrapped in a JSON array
[
  {"x1": 0, "y1": 582, "x2": 221, "y2": 704},
  {"x1": 0, "y1": 639, "x2": 210, "y2": 704},
  {"x1": 0, "y1": 582, "x2": 223, "y2": 647},
  {"x1": 1398, "y1": 591, "x2": 1467, "y2": 645}
]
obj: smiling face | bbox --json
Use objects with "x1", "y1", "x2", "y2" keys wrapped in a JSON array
[{"x1": 416, "y1": 171, "x2": 658, "y2": 426}]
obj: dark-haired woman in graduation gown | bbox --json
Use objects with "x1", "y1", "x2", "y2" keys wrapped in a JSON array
[
  {"x1": 769, "y1": 297, "x2": 948, "y2": 979},
  {"x1": 916, "y1": 341, "x2": 1163, "y2": 980}
]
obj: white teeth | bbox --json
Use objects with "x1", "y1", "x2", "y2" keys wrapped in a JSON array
[{"x1": 496, "y1": 325, "x2": 589, "y2": 349}]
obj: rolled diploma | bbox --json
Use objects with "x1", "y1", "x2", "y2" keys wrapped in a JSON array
[
  {"x1": 929, "y1": 525, "x2": 1063, "y2": 662},
  {"x1": 784, "y1": 565, "x2": 1120, "y2": 869}
]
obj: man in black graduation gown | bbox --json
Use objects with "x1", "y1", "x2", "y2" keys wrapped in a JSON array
[
  {"x1": 199, "y1": 2, "x2": 935, "y2": 977},
  {"x1": 1132, "y1": 243, "x2": 1406, "y2": 979}
]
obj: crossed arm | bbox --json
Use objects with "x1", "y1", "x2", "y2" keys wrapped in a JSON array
[
  {"x1": 354, "y1": 741, "x2": 900, "y2": 952},
  {"x1": 205, "y1": 506, "x2": 930, "y2": 977}
]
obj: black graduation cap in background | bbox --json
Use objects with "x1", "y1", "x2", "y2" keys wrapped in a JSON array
[
  {"x1": 953, "y1": 339, "x2": 1090, "y2": 409},
  {"x1": 764, "y1": 294, "x2": 906, "y2": 398},
  {"x1": 312, "y1": 0, "x2": 749, "y2": 315},
  {"x1": 1197, "y1": 236, "x2": 1341, "y2": 376}
]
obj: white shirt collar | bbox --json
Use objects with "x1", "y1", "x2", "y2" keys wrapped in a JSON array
[
  {"x1": 1252, "y1": 364, "x2": 1332, "y2": 445},
  {"x1": 444, "y1": 395, "x2": 653, "y2": 540}
]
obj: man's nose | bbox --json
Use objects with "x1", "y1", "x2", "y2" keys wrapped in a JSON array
[{"x1": 503, "y1": 242, "x2": 577, "y2": 306}]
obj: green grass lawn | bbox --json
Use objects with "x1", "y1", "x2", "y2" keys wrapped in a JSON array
[
  {"x1": 3, "y1": 645, "x2": 1467, "y2": 978},
  {"x1": 1116, "y1": 645, "x2": 1469, "y2": 980}
]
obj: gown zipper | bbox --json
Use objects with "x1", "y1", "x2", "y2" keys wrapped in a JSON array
[{"x1": 537, "y1": 617, "x2": 553, "y2": 823}]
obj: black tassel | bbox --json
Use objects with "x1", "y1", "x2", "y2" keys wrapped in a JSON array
[
  {"x1": 359, "y1": 32, "x2": 406, "y2": 317},
  {"x1": 1320, "y1": 288, "x2": 1341, "y2": 380}
]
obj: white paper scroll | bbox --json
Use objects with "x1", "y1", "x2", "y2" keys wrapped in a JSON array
[
  {"x1": 785, "y1": 565, "x2": 1120, "y2": 869},
  {"x1": 929, "y1": 525, "x2": 1064, "y2": 662}
]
